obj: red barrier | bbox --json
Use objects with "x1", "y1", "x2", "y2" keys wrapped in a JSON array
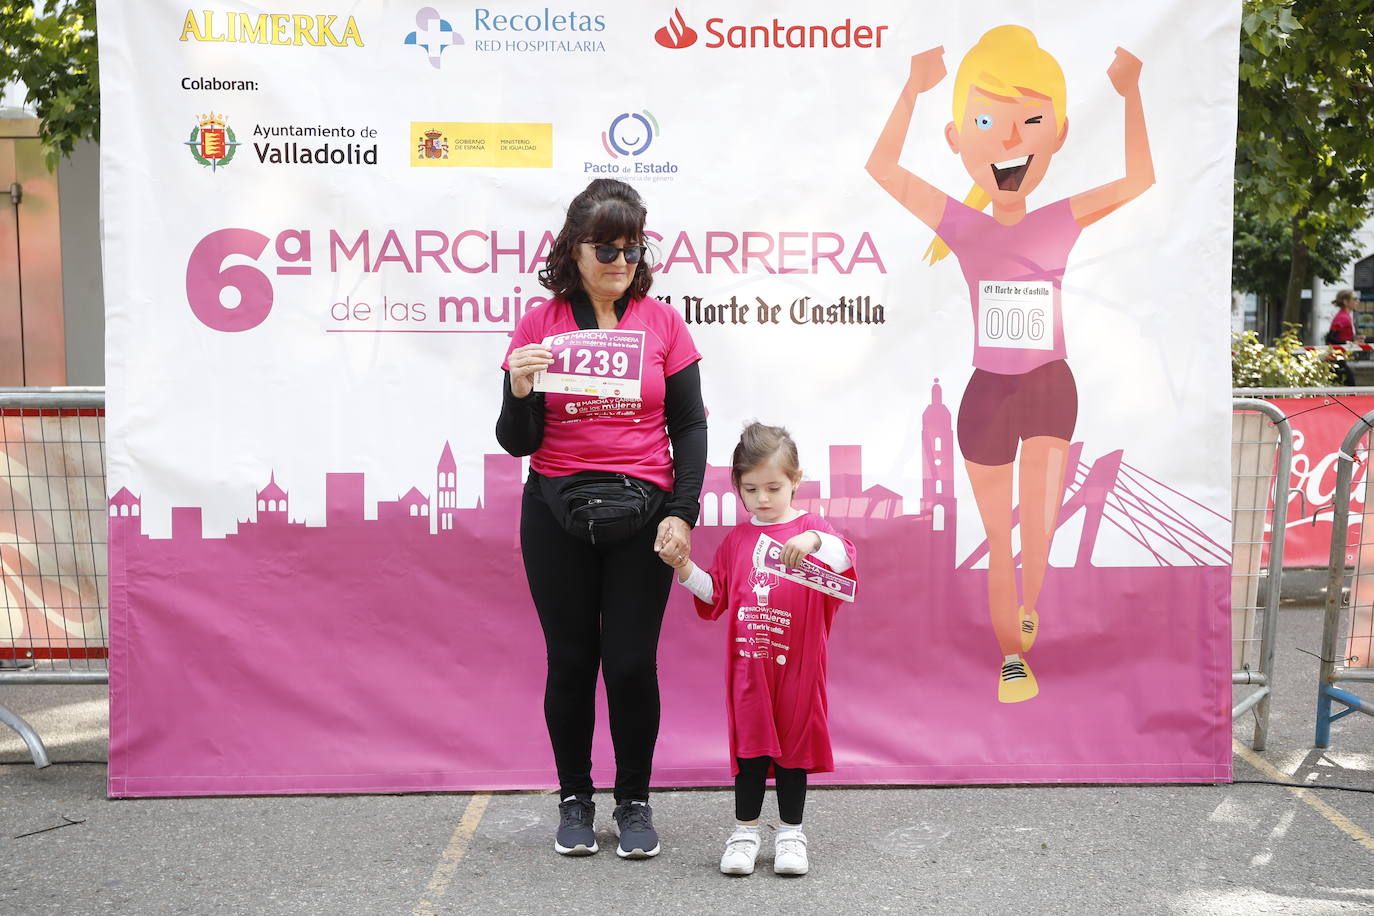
[{"x1": 1268, "y1": 396, "x2": 1374, "y2": 566}]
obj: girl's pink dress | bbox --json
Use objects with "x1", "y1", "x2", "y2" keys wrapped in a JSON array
[{"x1": 694, "y1": 512, "x2": 857, "y2": 775}]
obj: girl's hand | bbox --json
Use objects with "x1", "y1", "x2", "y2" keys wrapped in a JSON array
[
  {"x1": 655, "y1": 515, "x2": 692, "y2": 568},
  {"x1": 908, "y1": 46, "x2": 946, "y2": 94},
  {"x1": 1107, "y1": 47, "x2": 1142, "y2": 97},
  {"x1": 508, "y1": 343, "x2": 554, "y2": 398},
  {"x1": 780, "y1": 531, "x2": 822, "y2": 569}
]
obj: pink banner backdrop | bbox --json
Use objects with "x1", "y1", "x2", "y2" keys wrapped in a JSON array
[{"x1": 101, "y1": 2, "x2": 1238, "y2": 796}]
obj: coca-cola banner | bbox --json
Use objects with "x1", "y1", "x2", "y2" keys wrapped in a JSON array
[
  {"x1": 1269, "y1": 396, "x2": 1374, "y2": 567},
  {"x1": 99, "y1": 1, "x2": 1239, "y2": 796}
]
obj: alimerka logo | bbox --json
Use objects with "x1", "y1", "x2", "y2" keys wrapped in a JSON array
[
  {"x1": 654, "y1": 11, "x2": 886, "y2": 50},
  {"x1": 654, "y1": 9, "x2": 697, "y2": 49},
  {"x1": 179, "y1": 10, "x2": 364, "y2": 46}
]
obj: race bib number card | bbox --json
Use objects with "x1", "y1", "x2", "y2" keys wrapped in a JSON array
[
  {"x1": 977, "y1": 280, "x2": 1053, "y2": 351},
  {"x1": 534, "y1": 329, "x2": 645, "y2": 399},
  {"x1": 751, "y1": 533, "x2": 857, "y2": 602}
]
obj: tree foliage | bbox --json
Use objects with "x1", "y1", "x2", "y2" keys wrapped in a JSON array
[
  {"x1": 0, "y1": 0, "x2": 98, "y2": 170},
  {"x1": 1236, "y1": 0, "x2": 1374, "y2": 331}
]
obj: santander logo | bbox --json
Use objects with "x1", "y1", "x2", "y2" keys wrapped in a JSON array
[
  {"x1": 655, "y1": 8, "x2": 697, "y2": 48},
  {"x1": 654, "y1": 11, "x2": 887, "y2": 50}
]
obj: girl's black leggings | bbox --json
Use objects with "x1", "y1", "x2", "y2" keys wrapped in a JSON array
[
  {"x1": 735, "y1": 756, "x2": 808, "y2": 825},
  {"x1": 520, "y1": 473, "x2": 673, "y2": 803}
]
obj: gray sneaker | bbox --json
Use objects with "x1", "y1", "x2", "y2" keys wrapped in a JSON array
[
  {"x1": 612, "y1": 800, "x2": 660, "y2": 858},
  {"x1": 554, "y1": 796, "x2": 598, "y2": 856}
]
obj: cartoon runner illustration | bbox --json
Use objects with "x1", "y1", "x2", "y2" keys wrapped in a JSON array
[{"x1": 866, "y1": 25, "x2": 1154, "y2": 702}]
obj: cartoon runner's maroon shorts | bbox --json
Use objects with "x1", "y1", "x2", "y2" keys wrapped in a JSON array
[{"x1": 956, "y1": 359, "x2": 1078, "y2": 466}]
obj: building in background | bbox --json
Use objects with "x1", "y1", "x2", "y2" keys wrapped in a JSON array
[{"x1": 1, "y1": 82, "x2": 103, "y2": 386}]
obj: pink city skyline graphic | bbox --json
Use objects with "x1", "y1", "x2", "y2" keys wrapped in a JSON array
[{"x1": 107, "y1": 380, "x2": 1224, "y2": 570}]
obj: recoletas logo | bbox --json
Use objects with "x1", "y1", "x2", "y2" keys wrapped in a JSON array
[
  {"x1": 404, "y1": 7, "x2": 465, "y2": 68},
  {"x1": 654, "y1": 9, "x2": 696, "y2": 48}
]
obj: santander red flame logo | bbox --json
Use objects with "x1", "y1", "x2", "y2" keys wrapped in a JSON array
[{"x1": 654, "y1": 8, "x2": 697, "y2": 49}]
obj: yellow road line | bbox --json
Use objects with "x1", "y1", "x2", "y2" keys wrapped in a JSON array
[
  {"x1": 1233, "y1": 740, "x2": 1374, "y2": 856},
  {"x1": 413, "y1": 793, "x2": 492, "y2": 916}
]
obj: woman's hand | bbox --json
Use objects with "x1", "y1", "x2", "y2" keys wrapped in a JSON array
[
  {"x1": 780, "y1": 531, "x2": 822, "y2": 569},
  {"x1": 1107, "y1": 47, "x2": 1142, "y2": 97},
  {"x1": 508, "y1": 343, "x2": 554, "y2": 398},
  {"x1": 654, "y1": 515, "x2": 692, "y2": 568},
  {"x1": 908, "y1": 46, "x2": 946, "y2": 94}
]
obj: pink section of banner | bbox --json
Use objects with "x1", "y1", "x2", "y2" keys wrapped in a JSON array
[
  {"x1": 107, "y1": 473, "x2": 1230, "y2": 797},
  {"x1": 1268, "y1": 396, "x2": 1374, "y2": 566}
]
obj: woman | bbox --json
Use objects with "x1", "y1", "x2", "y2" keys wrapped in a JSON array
[
  {"x1": 497, "y1": 179, "x2": 707, "y2": 858},
  {"x1": 866, "y1": 26, "x2": 1154, "y2": 703},
  {"x1": 1326, "y1": 289, "x2": 1359, "y2": 385}
]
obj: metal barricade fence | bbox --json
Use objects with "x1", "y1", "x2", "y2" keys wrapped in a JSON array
[
  {"x1": 0, "y1": 387, "x2": 108, "y2": 768},
  {"x1": 0, "y1": 389, "x2": 1315, "y2": 760},
  {"x1": 1317, "y1": 406, "x2": 1374, "y2": 746},
  {"x1": 1231, "y1": 398, "x2": 1293, "y2": 750}
]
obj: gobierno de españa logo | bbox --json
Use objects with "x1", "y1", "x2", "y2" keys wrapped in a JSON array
[{"x1": 654, "y1": 9, "x2": 696, "y2": 48}]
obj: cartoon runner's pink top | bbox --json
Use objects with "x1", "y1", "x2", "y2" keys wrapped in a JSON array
[
  {"x1": 693, "y1": 513, "x2": 858, "y2": 775},
  {"x1": 935, "y1": 197, "x2": 1083, "y2": 375}
]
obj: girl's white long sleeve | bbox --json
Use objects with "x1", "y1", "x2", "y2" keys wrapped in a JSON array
[
  {"x1": 678, "y1": 563, "x2": 714, "y2": 602},
  {"x1": 812, "y1": 531, "x2": 852, "y2": 573}
]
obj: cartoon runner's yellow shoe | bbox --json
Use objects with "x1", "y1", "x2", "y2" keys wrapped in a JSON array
[
  {"x1": 1020, "y1": 607, "x2": 1039, "y2": 653},
  {"x1": 998, "y1": 656, "x2": 1038, "y2": 704}
]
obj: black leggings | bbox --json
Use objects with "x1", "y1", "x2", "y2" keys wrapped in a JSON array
[
  {"x1": 735, "y1": 756, "x2": 808, "y2": 825},
  {"x1": 520, "y1": 472, "x2": 674, "y2": 803}
]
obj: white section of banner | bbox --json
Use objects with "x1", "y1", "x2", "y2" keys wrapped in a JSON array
[{"x1": 102, "y1": 1, "x2": 1235, "y2": 563}]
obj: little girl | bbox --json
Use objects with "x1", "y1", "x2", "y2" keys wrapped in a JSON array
[{"x1": 661, "y1": 422, "x2": 857, "y2": 876}]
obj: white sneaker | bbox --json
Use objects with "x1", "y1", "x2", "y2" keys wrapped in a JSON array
[
  {"x1": 719, "y1": 826, "x2": 761, "y2": 875},
  {"x1": 773, "y1": 828, "x2": 809, "y2": 875}
]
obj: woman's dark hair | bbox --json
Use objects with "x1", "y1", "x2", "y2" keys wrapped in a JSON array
[
  {"x1": 731, "y1": 422, "x2": 802, "y2": 489},
  {"x1": 538, "y1": 179, "x2": 653, "y2": 302}
]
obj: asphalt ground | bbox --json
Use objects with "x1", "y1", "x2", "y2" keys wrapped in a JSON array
[{"x1": 4, "y1": 570, "x2": 1374, "y2": 915}]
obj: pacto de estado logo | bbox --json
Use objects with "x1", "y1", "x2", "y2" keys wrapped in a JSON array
[
  {"x1": 178, "y1": 10, "x2": 364, "y2": 46},
  {"x1": 404, "y1": 7, "x2": 465, "y2": 68},
  {"x1": 654, "y1": 9, "x2": 697, "y2": 49},
  {"x1": 602, "y1": 111, "x2": 656, "y2": 158},
  {"x1": 587, "y1": 110, "x2": 676, "y2": 179},
  {"x1": 185, "y1": 113, "x2": 240, "y2": 171},
  {"x1": 652, "y1": 11, "x2": 886, "y2": 50}
]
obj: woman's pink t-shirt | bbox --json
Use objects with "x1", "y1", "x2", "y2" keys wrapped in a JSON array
[
  {"x1": 502, "y1": 296, "x2": 701, "y2": 491},
  {"x1": 695, "y1": 512, "x2": 858, "y2": 775}
]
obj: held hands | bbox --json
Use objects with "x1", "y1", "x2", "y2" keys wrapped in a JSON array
[
  {"x1": 907, "y1": 46, "x2": 946, "y2": 94},
  {"x1": 507, "y1": 343, "x2": 554, "y2": 398},
  {"x1": 655, "y1": 515, "x2": 692, "y2": 570},
  {"x1": 780, "y1": 531, "x2": 823, "y2": 570},
  {"x1": 1107, "y1": 47, "x2": 1142, "y2": 97}
]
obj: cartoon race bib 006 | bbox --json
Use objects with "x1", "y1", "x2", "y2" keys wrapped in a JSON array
[{"x1": 976, "y1": 280, "x2": 1053, "y2": 351}]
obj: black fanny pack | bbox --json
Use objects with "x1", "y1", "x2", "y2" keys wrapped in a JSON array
[{"x1": 539, "y1": 471, "x2": 665, "y2": 545}]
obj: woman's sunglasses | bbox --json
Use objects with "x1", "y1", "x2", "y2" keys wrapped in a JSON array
[{"x1": 584, "y1": 243, "x2": 645, "y2": 264}]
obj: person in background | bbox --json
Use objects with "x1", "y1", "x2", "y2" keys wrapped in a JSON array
[{"x1": 1326, "y1": 289, "x2": 1361, "y2": 385}]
